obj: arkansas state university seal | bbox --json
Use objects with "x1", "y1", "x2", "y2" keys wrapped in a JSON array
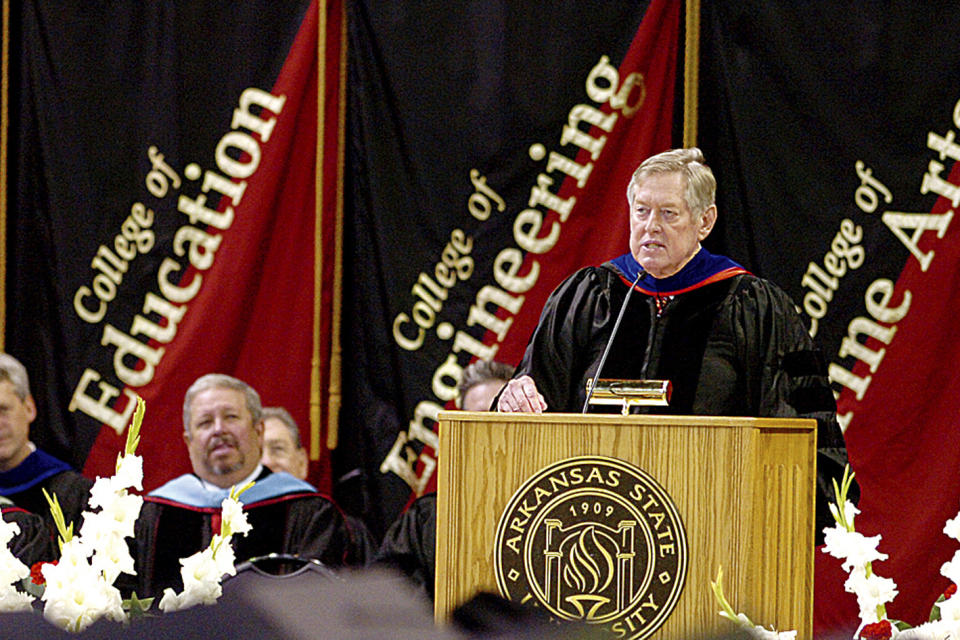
[{"x1": 494, "y1": 456, "x2": 687, "y2": 639}]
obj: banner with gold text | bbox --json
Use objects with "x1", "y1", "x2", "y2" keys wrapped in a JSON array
[
  {"x1": 698, "y1": 2, "x2": 960, "y2": 632},
  {"x1": 338, "y1": 0, "x2": 679, "y2": 537},
  {"x1": 5, "y1": 2, "x2": 339, "y2": 493}
]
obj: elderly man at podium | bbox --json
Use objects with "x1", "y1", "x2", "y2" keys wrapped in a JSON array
[{"x1": 497, "y1": 147, "x2": 850, "y2": 542}]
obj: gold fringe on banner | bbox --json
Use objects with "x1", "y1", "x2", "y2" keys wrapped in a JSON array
[{"x1": 683, "y1": 0, "x2": 700, "y2": 148}]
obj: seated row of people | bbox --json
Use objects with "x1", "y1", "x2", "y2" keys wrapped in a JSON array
[
  {"x1": 0, "y1": 354, "x2": 371, "y2": 598},
  {"x1": 0, "y1": 351, "x2": 508, "y2": 604}
]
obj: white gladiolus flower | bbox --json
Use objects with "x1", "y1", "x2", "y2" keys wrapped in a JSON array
[
  {"x1": 181, "y1": 546, "x2": 221, "y2": 587},
  {"x1": 220, "y1": 497, "x2": 251, "y2": 536},
  {"x1": 940, "y1": 549, "x2": 960, "y2": 585},
  {"x1": 0, "y1": 561, "x2": 30, "y2": 593},
  {"x1": 42, "y1": 549, "x2": 124, "y2": 632},
  {"x1": 0, "y1": 519, "x2": 32, "y2": 613},
  {"x1": 822, "y1": 527, "x2": 888, "y2": 572},
  {"x1": 158, "y1": 588, "x2": 180, "y2": 612},
  {"x1": 160, "y1": 547, "x2": 225, "y2": 612},
  {"x1": 89, "y1": 531, "x2": 136, "y2": 584},
  {"x1": 114, "y1": 454, "x2": 143, "y2": 491},
  {"x1": 936, "y1": 593, "x2": 960, "y2": 622},
  {"x1": 98, "y1": 492, "x2": 143, "y2": 537},
  {"x1": 87, "y1": 476, "x2": 118, "y2": 510},
  {"x1": 0, "y1": 522, "x2": 29, "y2": 579},
  {"x1": 897, "y1": 620, "x2": 957, "y2": 640},
  {"x1": 828, "y1": 499, "x2": 861, "y2": 530},
  {"x1": 211, "y1": 537, "x2": 238, "y2": 579},
  {"x1": 844, "y1": 571, "x2": 898, "y2": 624},
  {"x1": 180, "y1": 579, "x2": 222, "y2": 609},
  {"x1": 159, "y1": 491, "x2": 252, "y2": 612},
  {"x1": 0, "y1": 588, "x2": 33, "y2": 613},
  {"x1": 747, "y1": 625, "x2": 798, "y2": 640},
  {"x1": 80, "y1": 496, "x2": 141, "y2": 546},
  {"x1": 0, "y1": 519, "x2": 20, "y2": 546}
]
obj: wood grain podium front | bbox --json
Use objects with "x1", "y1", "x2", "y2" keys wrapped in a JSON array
[{"x1": 434, "y1": 411, "x2": 815, "y2": 639}]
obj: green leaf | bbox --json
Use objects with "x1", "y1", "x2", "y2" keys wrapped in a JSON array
[
  {"x1": 123, "y1": 592, "x2": 155, "y2": 617},
  {"x1": 230, "y1": 481, "x2": 255, "y2": 501},
  {"x1": 891, "y1": 619, "x2": 912, "y2": 631},
  {"x1": 42, "y1": 488, "x2": 73, "y2": 546},
  {"x1": 19, "y1": 576, "x2": 44, "y2": 599},
  {"x1": 710, "y1": 565, "x2": 753, "y2": 627},
  {"x1": 929, "y1": 593, "x2": 947, "y2": 622}
]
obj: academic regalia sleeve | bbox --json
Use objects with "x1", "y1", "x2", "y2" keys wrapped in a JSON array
[
  {"x1": 42, "y1": 471, "x2": 95, "y2": 535},
  {"x1": 283, "y1": 496, "x2": 358, "y2": 567},
  {"x1": 2, "y1": 507, "x2": 55, "y2": 567},
  {"x1": 514, "y1": 268, "x2": 615, "y2": 412},
  {"x1": 726, "y1": 276, "x2": 854, "y2": 543},
  {"x1": 374, "y1": 493, "x2": 436, "y2": 601}
]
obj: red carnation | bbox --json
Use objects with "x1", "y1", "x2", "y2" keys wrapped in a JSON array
[
  {"x1": 945, "y1": 583, "x2": 958, "y2": 600},
  {"x1": 30, "y1": 560, "x2": 55, "y2": 585},
  {"x1": 859, "y1": 620, "x2": 893, "y2": 640}
]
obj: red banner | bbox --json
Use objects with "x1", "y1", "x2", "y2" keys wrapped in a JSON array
[{"x1": 7, "y1": 2, "x2": 329, "y2": 493}]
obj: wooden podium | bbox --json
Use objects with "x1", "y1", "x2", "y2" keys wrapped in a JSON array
[{"x1": 435, "y1": 411, "x2": 816, "y2": 639}]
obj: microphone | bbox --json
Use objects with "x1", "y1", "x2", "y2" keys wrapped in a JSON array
[{"x1": 581, "y1": 266, "x2": 646, "y2": 413}]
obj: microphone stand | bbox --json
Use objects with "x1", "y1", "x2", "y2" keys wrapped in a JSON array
[{"x1": 581, "y1": 267, "x2": 646, "y2": 413}]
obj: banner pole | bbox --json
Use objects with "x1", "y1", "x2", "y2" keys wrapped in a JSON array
[
  {"x1": 1, "y1": 0, "x2": 9, "y2": 348},
  {"x1": 683, "y1": 0, "x2": 700, "y2": 148},
  {"x1": 312, "y1": 0, "x2": 327, "y2": 459},
  {"x1": 325, "y1": 0, "x2": 347, "y2": 451}
]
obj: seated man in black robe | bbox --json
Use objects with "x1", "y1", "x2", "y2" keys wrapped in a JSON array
[
  {"x1": 375, "y1": 359, "x2": 515, "y2": 601},
  {"x1": 259, "y1": 405, "x2": 376, "y2": 564},
  {"x1": 0, "y1": 353, "x2": 93, "y2": 550},
  {"x1": 498, "y1": 148, "x2": 851, "y2": 543},
  {"x1": 130, "y1": 374, "x2": 361, "y2": 597}
]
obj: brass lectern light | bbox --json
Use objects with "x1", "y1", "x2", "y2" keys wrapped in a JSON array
[{"x1": 584, "y1": 378, "x2": 672, "y2": 414}]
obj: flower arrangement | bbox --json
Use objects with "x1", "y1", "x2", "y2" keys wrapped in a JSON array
[
  {"x1": 0, "y1": 397, "x2": 252, "y2": 632},
  {"x1": 713, "y1": 465, "x2": 960, "y2": 640},
  {"x1": 158, "y1": 482, "x2": 252, "y2": 612},
  {"x1": 820, "y1": 466, "x2": 900, "y2": 639}
]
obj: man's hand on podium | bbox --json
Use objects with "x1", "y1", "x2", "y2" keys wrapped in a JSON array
[{"x1": 497, "y1": 375, "x2": 547, "y2": 413}]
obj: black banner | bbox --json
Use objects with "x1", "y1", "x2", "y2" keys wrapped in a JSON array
[
  {"x1": 700, "y1": 2, "x2": 960, "y2": 631},
  {"x1": 339, "y1": 0, "x2": 679, "y2": 538}
]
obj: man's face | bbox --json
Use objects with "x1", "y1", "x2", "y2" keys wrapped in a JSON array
[
  {"x1": 462, "y1": 379, "x2": 507, "y2": 412},
  {"x1": 184, "y1": 386, "x2": 263, "y2": 488},
  {"x1": 628, "y1": 172, "x2": 716, "y2": 279},
  {"x1": 0, "y1": 381, "x2": 35, "y2": 472},
  {"x1": 260, "y1": 417, "x2": 308, "y2": 480}
]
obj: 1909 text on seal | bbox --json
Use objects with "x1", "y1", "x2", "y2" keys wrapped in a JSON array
[{"x1": 494, "y1": 456, "x2": 688, "y2": 639}]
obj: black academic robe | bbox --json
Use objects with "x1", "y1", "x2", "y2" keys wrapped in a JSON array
[
  {"x1": 131, "y1": 469, "x2": 359, "y2": 598},
  {"x1": 515, "y1": 257, "x2": 850, "y2": 542},
  {"x1": 0, "y1": 450, "x2": 93, "y2": 552},
  {"x1": 374, "y1": 493, "x2": 436, "y2": 601},
  {"x1": 1, "y1": 505, "x2": 55, "y2": 567}
]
